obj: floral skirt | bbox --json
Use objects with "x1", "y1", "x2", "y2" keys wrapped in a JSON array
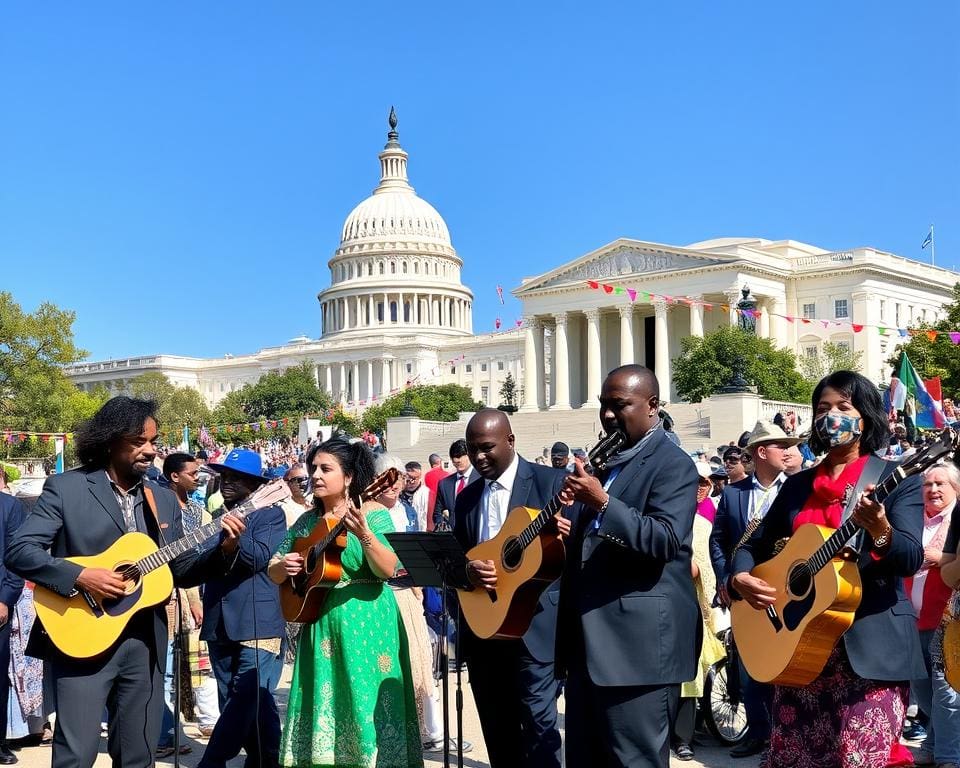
[{"x1": 762, "y1": 646, "x2": 907, "y2": 768}]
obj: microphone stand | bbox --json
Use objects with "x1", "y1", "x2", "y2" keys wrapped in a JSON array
[{"x1": 172, "y1": 587, "x2": 183, "y2": 768}]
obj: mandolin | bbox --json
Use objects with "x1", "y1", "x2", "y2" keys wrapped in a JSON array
[
  {"x1": 279, "y1": 467, "x2": 400, "y2": 623},
  {"x1": 34, "y1": 479, "x2": 291, "y2": 659},
  {"x1": 456, "y1": 429, "x2": 626, "y2": 640},
  {"x1": 732, "y1": 429, "x2": 958, "y2": 687}
]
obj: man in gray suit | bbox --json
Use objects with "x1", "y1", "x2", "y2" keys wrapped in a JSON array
[
  {"x1": 560, "y1": 365, "x2": 701, "y2": 768},
  {"x1": 6, "y1": 397, "x2": 242, "y2": 768}
]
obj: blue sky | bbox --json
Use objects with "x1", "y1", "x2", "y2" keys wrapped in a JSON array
[{"x1": 2, "y1": 2, "x2": 957, "y2": 360}]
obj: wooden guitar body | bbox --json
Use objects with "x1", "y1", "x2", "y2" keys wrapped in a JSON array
[
  {"x1": 279, "y1": 516, "x2": 348, "y2": 623},
  {"x1": 33, "y1": 532, "x2": 174, "y2": 659},
  {"x1": 731, "y1": 523, "x2": 862, "y2": 687},
  {"x1": 458, "y1": 505, "x2": 565, "y2": 640}
]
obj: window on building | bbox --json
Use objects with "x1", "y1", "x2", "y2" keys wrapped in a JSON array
[
  {"x1": 406, "y1": 363, "x2": 412, "y2": 373},
  {"x1": 804, "y1": 346, "x2": 818, "y2": 358},
  {"x1": 379, "y1": 263, "x2": 385, "y2": 275},
  {"x1": 802, "y1": 303, "x2": 816, "y2": 319},
  {"x1": 377, "y1": 302, "x2": 384, "y2": 322},
  {"x1": 879, "y1": 300, "x2": 886, "y2": 321},
  {"x1": 465, "y1": 364, "x2": 472, "y2": 373},
  {"x1": 498, "y1": 361, "x2": 505, "y2": 371},
  {"x1": 450, "y1": 366, "x2": 456, "y2": 374},
  {"x1": 390, "y1": 301, "x2": 398, "y2": 322},
  {"x1": 481, "y1": 386, "x2": 489, "y2": 402},
  {"x1": 834, "y1": 299, "x2": 849, "y2": 319},
  {"x1": 481, "y1": 363, "x2": 488, "y2": 372},
  {"x1": 402, "y1": 261, "x2": 408, "y2": 274},
  {"x1": 895, "y1": 303, "x2": 901, "y2": 326},
  {"x1": 835, "y1": 340, "x2": 851, "y2": 353},
  {"x1": 219, "y1": 382, "x2": 224, "y2": 392},
  {"x1": 922, "y1": 308, "x2": 928, "y2": 322}
]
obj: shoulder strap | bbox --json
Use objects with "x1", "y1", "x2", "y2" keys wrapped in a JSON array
[
  {"x1": 142, "y1": 485, "x2": 167, "y2": 544},
  {"x1": 839, "y1": 454, "x2": 886, "y2": 555}
]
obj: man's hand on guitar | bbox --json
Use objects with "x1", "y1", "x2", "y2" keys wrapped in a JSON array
[
  {"x1": 731, "y1": 572, "x2": 777, "y2": 610},
  {"x1": 554, "y1": 514, "x2": 572, "y2": 538},
  {"x1": 76, "y1": 567, "x2": 127, "y2": 601},
  {"x1": 219, "y1": 514, "x2": 246, "y2": 554},
  {"x1": 280, "y1": 552, "x2": 305, "y2": 576},
  {"x1": 564, "y1": 458, "x2": 608, "y2": 510},
  {"x1": 467, "y1": 559, "x2": 498, "y2": 590}
]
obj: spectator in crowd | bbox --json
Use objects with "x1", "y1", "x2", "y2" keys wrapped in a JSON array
[
  {"x1": 423, "y1": 453, "x2": 449, "y2": 531},
  {"x1": 908, "y1": 463, "x2": 960, "y2": 767},
  {"x1": 401, "y1": 461, "x2": 429, "y2": 531},
  {"x1": 433, "y1": 439, "x2": 478, "y2": 532},
  {"x1": 550, "y1": 442, "x2": 572, "y2": 471},
  {"x1": 782, "y1": 444, "x2": 804, "y2": 476},
  {"x1": 723, "y1": 446, "x2": 748, "y2": 484},
  {"x1": 0, "y1": 490, "x2": 25, "y2": 763},
  {"x1": 280, "y1": 464, "x2": 311, "y2": 528}
]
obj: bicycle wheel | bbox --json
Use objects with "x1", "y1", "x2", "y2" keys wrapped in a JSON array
[{"x1": 701, "y1": 656, "x2": 748, "y2": 746}]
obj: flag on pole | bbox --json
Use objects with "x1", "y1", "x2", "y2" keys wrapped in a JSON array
[
  {"x1": 496, "y1": 285, "x2": 505, "y2": 304},
  {"x1": 495, "y1": 317, "x2": 501, "y2": 329},
  {"x1": 897, "y1": 352, "x2": 947, "y2": 428},
  {"x1": 922, "y1": 226, "x2": 933, "y2": 250},
  {"x1": 887, "y1": 373, "x2": 906, "y2": 412}
]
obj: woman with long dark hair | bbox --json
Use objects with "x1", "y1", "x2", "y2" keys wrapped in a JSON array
[
  {"x1": 267, "y1": 438, "x2": 422, "y2": 768},
  {"x1": 731, "y1": 371, "x2": 925, "y2": 767}
]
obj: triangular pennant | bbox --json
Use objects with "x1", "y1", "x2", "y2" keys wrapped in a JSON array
[
  {"x1": 878, "y1": 327, "x2": 888, "y2": 335},
  {"x1": 950, "y1": 332, "x2": 960, "y2": 345},
  {"x1": 587, "y1": 280, "x2": 599, "y2": 289},
  {"x1": 851, "y1": 324, "x2": 864, "y2": 333},
  {"x1": 926, "y1": 330, "x2": 939, "y2": 342},
  {"x1": 602, "y1": 284, "x2": 614, "y2": 294},
  {"x1": 626, "y1": 288, "x2": 637, "y2": 302}
]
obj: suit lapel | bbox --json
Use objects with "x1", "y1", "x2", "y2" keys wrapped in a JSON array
[
  {"x1": 88, "y1": 470, "x2": 127, "y2": 533},
  {"x1": 508, "y1": 458, "x2": 534, "y2": 511},
  {"x1": 606, "y1": 429, "x2": 666, "y2": 498},
  {"x1": 456, "y1": 477, "x2": 486, "y2": 547}
]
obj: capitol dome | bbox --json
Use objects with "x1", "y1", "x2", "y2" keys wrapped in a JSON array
[{"x1": 318, "y1": 109, "x2": 473, "y2": 340}]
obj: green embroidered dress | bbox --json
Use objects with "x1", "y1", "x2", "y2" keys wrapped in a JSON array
[{"x1": 277, "y1": 508, "x2": 423, "y2": 768}]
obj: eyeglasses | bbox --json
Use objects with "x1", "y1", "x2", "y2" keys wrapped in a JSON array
[{"x1": 723, "y1": 457, "x2": 741, "y2": 464}]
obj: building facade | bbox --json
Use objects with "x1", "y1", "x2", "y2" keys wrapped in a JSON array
[{"x1": 66, "y1": 116, "x2": 958, "y2": 412}]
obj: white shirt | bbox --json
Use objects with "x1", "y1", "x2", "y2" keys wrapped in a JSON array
[
  {"x1": 387, "y1": 501, "x2": 411, "y2": 534},
  {"x1": 911, "y1": 501, "x2": 954, "y2": 614},
  {"x1": 748, "y1": 472, "x2": 786, "y2": 522},
  {"x1": 407, "y1": 484, "x2": 429, "y2": 531},
  {"x1": 452, "y1": 466, "x2": 475, "y2": 496},
  {"x1": 478, "y1": 453, "x2": 520, "y2": 543}
]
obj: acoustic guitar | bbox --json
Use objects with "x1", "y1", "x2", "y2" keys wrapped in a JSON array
[
  {"x1": 279, "y1": 467, "x2": 400, "y2": 623},
  {"x1": 34, "y1": 478, "x2": 291, "y2": 659},
  {"x1": 732, "y1": 429, "x2": 957, "y2": 687},
  {"x1": 456, "y1": 429, "x2": 626, "y2": 640}
]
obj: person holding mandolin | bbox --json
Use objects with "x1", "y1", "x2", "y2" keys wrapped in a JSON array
[
  {"x1": 267, "y1": 438, "x2": 422, "y2": 768},
  {"x1": 731, "y1": 371, "x2": 927, "y2": 768}
]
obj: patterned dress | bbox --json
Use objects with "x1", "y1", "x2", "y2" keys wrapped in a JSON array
[{"x1": 277, "y1": 508, "x2": 424, "y2": 768}]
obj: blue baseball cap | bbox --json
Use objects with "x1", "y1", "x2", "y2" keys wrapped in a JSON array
[
  {"x1": 207, "y1": 449, "x2": 265, "y2": 482},
  {"x1": 264, "y1": 466, "x2": 287, "y2": 480}
]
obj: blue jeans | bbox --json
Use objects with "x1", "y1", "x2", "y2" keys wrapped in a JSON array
[
  {"x1": 913, "y1": 628, "x2": 960, "y2": 762},
  {"x1": 197, "y1": 640, "x2": 283, "y2": 768}
]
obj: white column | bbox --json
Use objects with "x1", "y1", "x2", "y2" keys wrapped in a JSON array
[
  {"x1": 725, "y1": 288, "x2": 741, "y2": 326},
  {"x1": 355, "y1": 296, "x2": 362, "y2": 329},
  {"x1": 551, "y1": 312, "x2": 571, "y2": 410},
  {"x1": 584, "y1": 309, "x2": 601, "y2": 408},
  {"x1": 758, "y1": 298, "x2": 770, "y2": 338},
  {"x1": 488, "y1": 358, "x2": 497, "y2": 406},
  {"x1": 367, "y1": 295, "x2": 374, "y2": 328},
  {"x1": 351, "y1": 361, "x2": 360, "y2": 403},
  {"x1": 366, "y1": 360, "x2": 373, "y2": 401},
  {"x1": 339, "y1": 363, "x2": 347, "y2": 400},
  {"x1": 689, "y1": 295, "x2": 704, "y2": 337},
  {"x1": 472, "y1": 358, "x2": 481, "y2": 400},
  {"x1": 618, "y1": 306, "x2": 634, "y2": 367},
  {"x1": 441, "y1": 296, "x2": 448, "y2": 327},
  {"x1": 770, "y1": 295, "x2": 787, "y2": 346},
  {"x1": 313, "y1": 363, "x2": 320, "y2": 389},
  {"x1": 325, "y1": 365, "x2": 332, "y2": 395},
  {"x1": 383, "y1": 293, "x2": 390, "y2": 324},
  {"x1": 653, "y1": 300, "x2": 671, "y2": 401},
  {"x1": 412, "y1": 293, "x2": 419, "y2": 324},
  {"x1": 381, "y1": 358, "x2": 391, "y2": 396},
  {"x1": 520, "y1": 318, "x2": 540, "y2": 412}
]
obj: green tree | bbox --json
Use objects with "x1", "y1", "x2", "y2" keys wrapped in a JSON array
[
  {"x1": 885, "y1": 284, "x2": 960, "y2": 394},
  {"x1": 360, "y1": 385, "x2": 483, "y2": 435},
  {"x1": 244, "y1": 362, "x2": 332, "y2": 420},
  {"x1": 130, "y1": 372, "x2": 211, "y2": 441},
  {"x1": 0, "y1": 292, "x2": 89, "y2": 431},
  {"x1": 673, "y1": 326, "x2": 813, "y2": 403},
  {"x1": 211, "y1": 389, "x2": 250, "y2": 425},
  {"x1": 499, "y1": 372, "x2": 519, "y2": 409},
  {"x1": 800, "y1": 341, "x2": 864, "y2": 383}
]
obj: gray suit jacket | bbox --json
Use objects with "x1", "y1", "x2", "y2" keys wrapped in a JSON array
[
  {"x1": 558, "y1": 428, "x2": 702, "y2": 686},
  {"x1": 6, "y1": 466, "x2": 220, "y2": 667}
]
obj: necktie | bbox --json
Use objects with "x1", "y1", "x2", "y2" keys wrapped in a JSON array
[
  {"x1": 480, "y1": 481, "x2": 500, "y2": 542},
  {"x1": 456, "y1": 475, "x2": 466, "y2": 496}
]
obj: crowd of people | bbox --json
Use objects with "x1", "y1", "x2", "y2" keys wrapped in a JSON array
[{"x1": 0, "y1": 364, "x2": 958, "y2": 768}]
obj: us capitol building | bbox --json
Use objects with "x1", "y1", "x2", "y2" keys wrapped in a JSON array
[{"x1": 67, "y1": 111, "x2": 958, "y2": 411}]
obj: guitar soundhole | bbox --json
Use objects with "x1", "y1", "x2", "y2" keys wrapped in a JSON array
[
  {"x1": 101, "y1": 563, "x2": 144, "y2": 617},
  {"x1": 305, "y1": 549, "x2": 318, "y2": 574},
  {"x1": 502, "y1": 538, "x2": 523, "y2": 571},
  {"x1": 787, "y1": 563, "x2": 812, "y2": 599}
]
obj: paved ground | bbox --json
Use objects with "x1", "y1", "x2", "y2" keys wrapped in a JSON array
[{"x1": 5, "y1": 665, "x2": 919, "y2": 767}]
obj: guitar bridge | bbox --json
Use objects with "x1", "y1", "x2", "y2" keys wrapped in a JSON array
[
  {"x1": 78, "y1": 589, "x2": 104, "y2": 618},
  {"x1": 765, "y1": 605, "x2": 783, "y2": 633}
]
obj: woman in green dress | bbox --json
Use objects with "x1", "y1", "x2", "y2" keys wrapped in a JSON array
[{"x1": 268, "y1": 438, "x2": 423, "y2": 768}]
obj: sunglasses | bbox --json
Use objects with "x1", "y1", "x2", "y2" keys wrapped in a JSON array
[{"x1": 723, "y1": 457, "x2": 741, "y2": 464}]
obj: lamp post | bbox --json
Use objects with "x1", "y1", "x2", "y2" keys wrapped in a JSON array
[{"x1": 718, "y1": 286, "x2": 757, "y2": 393}]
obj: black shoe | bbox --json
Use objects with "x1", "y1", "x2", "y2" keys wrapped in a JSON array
[
  {"x1": 730, "y1": 737, "x2": 766, "y2": 758},
  {"x1": 0, "y1": 744, "x2": 18, "y2": 765},
  {"x1": 673, "y1": 742, "x2": 695, "y2": 761},
  {"x1": 902, "y1": 721, "x2": 928, "y2": 741}
]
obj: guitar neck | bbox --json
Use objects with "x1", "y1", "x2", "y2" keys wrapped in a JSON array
[
  {"x1": 807, "y1": 465, "x2": 904, "y2": 573},
  {"x1": 515, "y1": 493, "x2": 565, "y2": 551},
  {"x1": 136, "y1": 496, "x2": 258, "y2": 575},
  {"x1": 311, "y1": 518, "x2": 347, "y2": 559}
]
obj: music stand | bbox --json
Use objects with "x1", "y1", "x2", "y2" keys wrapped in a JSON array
[{"x1": 385, "y1": 532, "x2": 471, "y2": 768}]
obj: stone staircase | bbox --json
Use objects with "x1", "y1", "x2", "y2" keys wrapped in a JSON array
[{"x1": 388, "y1": 402, "x2": 717, "y2": 463}]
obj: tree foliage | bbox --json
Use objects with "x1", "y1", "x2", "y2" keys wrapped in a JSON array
[
  {"x1": 673, "y1": 326, "x2": 813, "y2": 404},
  {"x1": 360, "y1": 385, "x2": 483, "y2": 435},
  {"x1": 499, "y1": 373, "x2": 519, "y2": 408},
  {"x1": 885, "y1": 283, "x2": 960, "y2": 395},
  {"x1": 799, "y1": 341, "x2": 864, "y2": 383},
  {"x1": 244, "y1": 362, "x2": 332, "y2": 420},
  {"x1": 130, "y1": 372, "x2": 211, "y2": 439}
]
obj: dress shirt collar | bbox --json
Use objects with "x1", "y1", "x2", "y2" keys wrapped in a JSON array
[
  {"x1": 489, "y1": 452, "x2": 520, "y2": 494},
  {"x1": 750, "y1": 471, "x2": 785, "y2": 492},
  {"x1": 924, "y1": 500, "x2": 955, "y2": 530}
]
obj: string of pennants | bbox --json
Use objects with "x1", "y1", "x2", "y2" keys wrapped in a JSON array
[
  {"x1": 585, "y1": 280, "x2": 960, "y2": 341},
  {"x1": 2, "y1": 430, "x2": 70, "y2": 445}
]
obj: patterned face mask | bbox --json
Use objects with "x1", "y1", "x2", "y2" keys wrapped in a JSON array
[{"x1": 814, "y1": 411, "x2": 863, "y2": 448}]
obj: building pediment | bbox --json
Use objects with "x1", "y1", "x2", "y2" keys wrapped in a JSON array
[{"x1": 518, "y1": 240, "x2": 732, "y2": 293}]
